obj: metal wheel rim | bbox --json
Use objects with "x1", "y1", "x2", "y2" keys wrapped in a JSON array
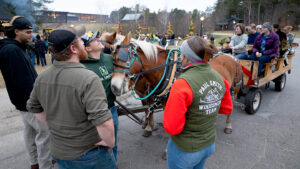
[
  {"x1": 253, "y1": 92, "x2": 261, "y2": 110},
  {"x1": 281, "y1": 75, "x2": 286, "y2": 89}
]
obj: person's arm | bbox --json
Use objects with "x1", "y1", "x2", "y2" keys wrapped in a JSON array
[
  {"x1": 252, "y1": 36, "x2": 260, "y2": 54},
  {"x1": 34, "y1": 111, "x2": 47, "y2": 125},
  {"x1": 27, "y1": 80, "x2": 47, "y2": 124},
  {"x1": 163, "y1": 79, "x2": 193, "y2": 135},
  {"x1": 218, "y1": 77, "x2": 233, "y2": 115},
  {"x1": 82, "y1": 75, "x2": 114, "y2": 148},
  {"x1": 234, "y1": 35, "x2": 248, "y2": 50},
  {"x1": 263, "y1": 35, "x2": 279, "y2": 56},
  {"x1": 229, "y1": 35, "x2": 235, "y2": 47},
  {"x1": 94, "y1": 118, "x2": 115, "y2": 148}
]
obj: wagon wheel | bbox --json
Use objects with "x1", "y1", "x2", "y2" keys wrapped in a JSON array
[
  {"x1": 245, "y1": 88, "x2": 262, "y2": 114},
  {"x1": 274, "y1": 73, "x2": 286, "y2": 91}
]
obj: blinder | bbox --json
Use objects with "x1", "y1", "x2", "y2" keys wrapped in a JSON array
[{"x1": 118, "y1": 48, "x2": 130, "y2": 62}]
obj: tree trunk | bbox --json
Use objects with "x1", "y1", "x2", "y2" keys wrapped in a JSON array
[{"x1": 257, "y1": 0, "x2": 261, "y2": 24}]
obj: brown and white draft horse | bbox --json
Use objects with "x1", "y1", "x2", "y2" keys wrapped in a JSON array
[{"x1": 105, "y1": 32, "x2": 243, "y2": 137}]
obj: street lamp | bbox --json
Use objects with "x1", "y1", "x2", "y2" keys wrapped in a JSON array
[
  {"x1": 200, "y1": 16, "x2": 205, "y2": 37},
  {"x1": 233, "y1": 20, "x2": 236, "y2": 30}
]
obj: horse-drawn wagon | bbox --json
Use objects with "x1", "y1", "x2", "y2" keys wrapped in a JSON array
[
  {"x1": 100, "y1": 31, "x2": 298, "y2": 135},
  {"x1": 238, "y1": 42, "x2": 299, "y2": 114}
]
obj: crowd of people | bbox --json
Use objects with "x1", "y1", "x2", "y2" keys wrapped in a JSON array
[
  {"x1": 0, "y1": 15, "x2": 296, "y2": 169},
  {"x1": 222, "y1": 22, "x2": 295, "y2": 77}
]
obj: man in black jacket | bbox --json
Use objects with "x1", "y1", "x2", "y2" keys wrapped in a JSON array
[{"x1": 0, "y1": 16, "x2": 52, "y2": 169}]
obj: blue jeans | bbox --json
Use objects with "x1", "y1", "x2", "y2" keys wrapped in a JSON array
[
  {"x1": 30, "y1": 53, "x2": 35, "y2": 66},
  {"x1": 39, "y1": 51, "x2": 47, "y2": 66},
  {"x1": 110, "y1": 105, "x2": 119, "y2": 162},
  {"x1": 249, "y1": 53, "x2": 271, "y2": 76},
  {"x1": 52, "y1": 146, "x2": 116, "y2": 169},
  {"x1": 236, "y1": 53, "x2": 248, "y2": 60},
  {"x1": 51, "y1": 54, "x2": 54, "y2": 64},
  {"x1": 167, "y1": 139, "x2": 215, "y2": 169}
]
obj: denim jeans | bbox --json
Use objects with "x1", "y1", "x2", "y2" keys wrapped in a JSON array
[
  {"x1": 249, "y1": 53, "x2": 271, "y2": 76},
  {"x1": 30, "y1": 53, "x2": 35, "y2": 66},
  {"x1": 167, "y1": 139, "x2": 215, "y2": 169},
  {"x1": 236, "y1": 53, "x2": 248, "y2": 60},
  {"x1": 110, "y1": 105, "x2": 119, "y2": 162},
  {"x1": 39, "y1": 51, "x2": 47, "y2": 66},
  {"x1": 53, "y1": 146, "x2": 116, "y2": 169}
]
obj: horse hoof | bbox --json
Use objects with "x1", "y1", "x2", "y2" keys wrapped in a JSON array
[
  {"x1": 141, "y1": 121, "x2": 147, "y2": 129},
  {"x1": 224, "y1": 128, "x2": 232, "y2": 134},
  {"x1": 162, "y1": 152, "x2": 167, "y2": 160},
  {"x1": 142, "y1": 130, "x2": 152, "y2": 137}
]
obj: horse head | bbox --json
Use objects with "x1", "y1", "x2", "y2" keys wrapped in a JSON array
[
  {"x1": 111, "y1": 32, "x2": 162, "y2": 96},
  {"x1": 100, "y1": 31, "x2": 117, "y2": 55},
  {"x1": 111, "y1": 32, "x2": 134, "y2": 96}
]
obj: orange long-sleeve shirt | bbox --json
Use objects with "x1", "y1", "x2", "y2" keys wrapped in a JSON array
[{"x1": 163, "y1": 77, "x2": 233, "y2": 135}]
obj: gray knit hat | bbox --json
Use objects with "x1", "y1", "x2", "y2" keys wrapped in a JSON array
[
  {"x1": 180, "y1": 39, "x2": 202, "y2": 62},
  {"x1": 262, "y1": 23, "x2": 272, "y2": 31}
]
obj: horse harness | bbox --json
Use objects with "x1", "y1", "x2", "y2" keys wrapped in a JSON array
[
  {"x1": 100, "y1": 40, "x2": 117, "y2": 54},
  {"x1": 113, "y1": 43, "x2": 182, "y2": 113}
]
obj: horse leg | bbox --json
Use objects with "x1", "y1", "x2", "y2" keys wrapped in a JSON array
[
  {"x1": 224, "y1": 85, "x2": 241, "y2": 134},
  {"x1": 162, "y1": 148, "x2": 167, "y2": 160},
  {"x1": 143, "y1": 110, "x2": 154, "y2": 137},
  {"x1": 224, "y1": 114, "x2": 232, "y2": 134}
]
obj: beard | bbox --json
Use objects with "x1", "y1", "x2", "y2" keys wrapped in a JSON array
[{"x1": 78, "y1": 46, "x2": 88, "y2": 60}]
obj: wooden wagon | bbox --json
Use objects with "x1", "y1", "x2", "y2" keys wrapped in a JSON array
[{"x1": 238, "y1": 43, "x2": 299, "y2": 114}]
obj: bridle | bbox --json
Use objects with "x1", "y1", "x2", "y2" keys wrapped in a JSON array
[
  {"x1": 113, "y1": 43, "x2": 182, "y2": 101},
  {"x1": 100, "y1": 39, "x2": 116, "y2": 54},
  {"x1": 113, "y1": 43, "x2": 143, "y2": 82}
]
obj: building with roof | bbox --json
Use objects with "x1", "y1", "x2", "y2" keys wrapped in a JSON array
[
  {"x1": 35, "y1": 10, "x2": 109, "y2": 24},
  {"x1": 121, "y1": 13, "x2": 143, "y2": 22},
  {"x1": 215, "y1": 16, "x2": 243, "y2": 30},
  {"x1": 0, "y1": 6, "x2": 14, "y2": 31}
]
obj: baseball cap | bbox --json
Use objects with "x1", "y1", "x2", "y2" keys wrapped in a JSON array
[
  {"x1": 81, "y1": 31, "x2": 99, "y2": 46},
  {"x1": 2, "y1": 16, "x2": 32, "y2": 29},
  {"x1": 48, "y1": 25, "x2": 86, "y2": 53}
]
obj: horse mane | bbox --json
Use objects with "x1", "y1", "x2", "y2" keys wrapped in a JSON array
[
  {"x1": 132, "y1": 40, "x2": 158, "y2": 62},
  {"x1": 100, "y1": 32, "x2": 158, "y2": 61}
]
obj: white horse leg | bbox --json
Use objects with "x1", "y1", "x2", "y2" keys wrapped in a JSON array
[
  {"x1": 162, "y1": 148, "x2": 167, "y2": 160},
  {"x1": 224, "y1": 114, "x2": 232, "y2": 134},
  {"x1": 142, "y1": 111, "x2": 153, "y2": 137}
]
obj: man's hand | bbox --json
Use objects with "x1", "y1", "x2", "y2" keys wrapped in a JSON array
[
  {"x1": 229, "y1": 44, "x2": 234, "y2": 49},
  {"x1": 94, "y1": 140, "x2": 113, "y2": 152},
  {"x1": 256, "y1": 52, "x2": 262, "y2": 58}
]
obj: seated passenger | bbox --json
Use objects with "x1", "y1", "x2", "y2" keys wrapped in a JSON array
[
  {"x1": 247, "y1": 23, "x2": 260, "y2": 45},
  {"x1": 283, "y1": 25, "x2": 294, "y2": 51},
  {"x1": 250, "y1": 23, "x2": 279, "y2": 77},
  {"x1": 229, "y1": 23, "x2": 248, "y2": 59},
  {"x1": 256, "y1": 25, "x2": 262, "y2": 33},
  {"x1": 273, "y1": 24, "x2": 287, "y2": 56}
]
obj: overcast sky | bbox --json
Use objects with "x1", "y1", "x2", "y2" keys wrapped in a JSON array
[{"x1": 46, "y1": 0, "x2": 217, "y2": 15}]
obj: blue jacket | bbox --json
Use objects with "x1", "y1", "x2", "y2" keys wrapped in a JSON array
[{"x1": 247, "y1": 32, "x2": 260, "y2": 45}]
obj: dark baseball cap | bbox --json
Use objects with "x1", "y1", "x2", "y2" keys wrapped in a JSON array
[
  {"x1": 2, "y1": 16, "x2": 32, "y2": 29},
  {"x1": 48, "y1": 25, "x2": 86, "y2": 53}
]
